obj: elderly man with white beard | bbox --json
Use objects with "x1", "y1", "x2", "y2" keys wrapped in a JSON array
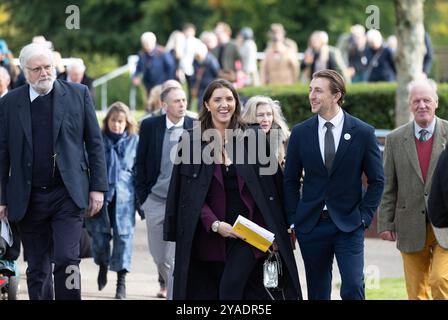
[{"x1": 0, "y1": 43, "x2": 108, "y2": 300}]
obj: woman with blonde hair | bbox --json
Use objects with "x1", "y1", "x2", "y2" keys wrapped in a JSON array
[
  {"x1": 165, "y1": 30, "x2": 186, "y2": 82},
  {"x1": 85, "y1": 101, "x2": 140, "y2": 299},
  {"x1": 242, "y1": 95, "x2": 290, "y2": 167},
  {"x1": 145, "y1": 84, "x2": 163, "y2": 114}
]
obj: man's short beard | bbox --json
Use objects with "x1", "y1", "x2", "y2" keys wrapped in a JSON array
[
  {"x1": 29, "y1": 75, "x2": 56, "y2": 94},
  {"x1": 27, "y1": 68, "x2": 57, "y2": 94}
]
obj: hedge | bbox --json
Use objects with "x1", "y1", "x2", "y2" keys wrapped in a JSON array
[
  {"x1": 239, "y1": 82, "x2": 448, "y2": 130},
  {"x1": 94, "y1": 73, "x2": 147, "y2": 111},
  {"x1": 94, "y1": 77, "x2": 448, "y2": 130}
]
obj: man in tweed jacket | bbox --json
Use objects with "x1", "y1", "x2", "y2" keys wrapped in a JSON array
[{"x1": 378, "y1": 78, "x2": 448, "y2": 300}]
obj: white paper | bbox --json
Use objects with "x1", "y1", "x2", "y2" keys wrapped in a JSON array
[
  {"x1": 1, "y1": 218, "x2": 13, "y2": 247},
  {"x1": 233, "y1": 215, "x2": 275, "y2": 242}
]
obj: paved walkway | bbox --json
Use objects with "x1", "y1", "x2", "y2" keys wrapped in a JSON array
[{"x1": 14, "y1": 219, "x2": 404, "y2": 300}]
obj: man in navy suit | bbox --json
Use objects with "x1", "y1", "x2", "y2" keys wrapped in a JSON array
[
  {"x1": 284, "y1": 69, "x2": 384, "y2": 300},
  {"x1": 0, "y1": 43, "x2": 107, "y2": 300}
]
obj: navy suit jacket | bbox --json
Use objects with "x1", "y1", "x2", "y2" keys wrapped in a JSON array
[
  {"x1": 135, "y1": 114, "x2": 194, "y2": 206},
  {"x1": 0, "y1": 80, "x2": 108, "y2": 222},
  {"x1": 284, "y1": 111, "x2": 384, "y2": 233}
]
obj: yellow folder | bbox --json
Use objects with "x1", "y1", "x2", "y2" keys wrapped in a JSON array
[{"x1": 232, "y1": 215, "x2": 275, "y2": 252}]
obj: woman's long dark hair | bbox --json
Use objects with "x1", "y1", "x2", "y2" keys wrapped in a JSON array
[{"x1": 198, "y1": 79, "x2": 246, "y2": 133}]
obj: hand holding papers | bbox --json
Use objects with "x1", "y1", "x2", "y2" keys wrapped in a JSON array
[{"x1": 232, "y1": 215, "x2": 275, "y2": 252}]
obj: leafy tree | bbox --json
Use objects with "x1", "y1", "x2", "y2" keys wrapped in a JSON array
[
  {"x1": 0, "y1": 0, "x2": 445, "y2": 80},
  {"x1": 1, "y1": 0, "x2": 146, "y2": 61}
]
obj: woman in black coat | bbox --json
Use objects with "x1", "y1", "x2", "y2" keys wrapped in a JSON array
[{"x1": 163, "y1": 79, "x2": 301, "y2": 300}]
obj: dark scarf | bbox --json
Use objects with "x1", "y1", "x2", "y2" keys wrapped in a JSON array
[{"x1": 104, "y1": 129, "x2": 128, "y2": 202}]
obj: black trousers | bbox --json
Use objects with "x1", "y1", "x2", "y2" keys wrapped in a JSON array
[
  {"x1": 186, "y1": 239, "x2": 270, "y2": 300},
  {"x1": 18, "y1": 185, "x2": 83, "y2": 300}
]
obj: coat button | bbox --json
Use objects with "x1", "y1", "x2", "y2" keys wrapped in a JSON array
[
  {"x1": 424, "y1": 193, "x2": 428, "y2": 196},
  {"x1": 421, "y1": 210, "x2": 426, "y2": 214},
  {"x1": 27, "y1": 180, "x2": 31, "y2": 185},
  {"x1": 27, "y1": 163, "x2": 31, "y2": 167},
  {"x1": 269, "y1": 196, "x2": 274, "y2": 201},
  {"x1": 193, "y1": 173, "x2": 197, "y2": 178}
]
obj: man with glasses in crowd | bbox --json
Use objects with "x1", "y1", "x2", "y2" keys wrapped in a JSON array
[{"x1": 0, "y1": 43, "x2": 107, "y2": 300}]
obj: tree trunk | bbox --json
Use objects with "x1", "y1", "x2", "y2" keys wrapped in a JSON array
[{"x1": 394, "y1": 0, "x2": 426, "y2": 127}]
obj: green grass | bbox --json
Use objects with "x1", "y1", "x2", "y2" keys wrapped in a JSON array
[
  {"x1": 366, "y1": 277, "x2": 407, "y2": 300},
  {"x1": 334, "y1": 277, "x2": 408, "y2": 300}
]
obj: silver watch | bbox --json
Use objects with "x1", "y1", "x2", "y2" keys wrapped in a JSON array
[{"x1": 211, "y1": 221, "x2": 220, "y2": 232}]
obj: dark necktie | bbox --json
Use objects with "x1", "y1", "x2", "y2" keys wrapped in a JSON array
[
  {"x1": 168, "y1": 124, "x2": 182, "y2": 131},
  {"x1": 324, "y1": 122, "x2": 335, "y2": 171},
  {"x1": 418, "y1": 129, "x2": 429, "y2": 142}
]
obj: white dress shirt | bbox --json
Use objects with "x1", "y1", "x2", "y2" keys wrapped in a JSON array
[
  {"x1": 414, "y1": 118, "x2": 436, "y2": 140},
  {"x1": 166, "y1": 116, "x2": 184, "y2": 130},
  {"x1": 318, "y1": 107, "x2": 344, "y2": 163},
  {"x1": 318, "y1": 107, "x2": 344, "y2": 211}
]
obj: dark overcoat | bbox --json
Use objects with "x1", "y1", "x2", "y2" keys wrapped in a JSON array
[
  {"x1": 0, "y1": 80, "x2": 108, "y2": 222},
  {"x1": 164, "y1": 127, "x2": 302, "y2": 300}
]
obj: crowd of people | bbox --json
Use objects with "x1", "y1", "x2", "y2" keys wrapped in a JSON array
[
  {"x1": 127, "y1": 22, "x2": 431, "y2": 113},
  {"x1": 0, "y1": 22, "x2": 446, "y2": 302},
  {"x1": 0, "y1": 22, "x2": 434, "y2": 112}
]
